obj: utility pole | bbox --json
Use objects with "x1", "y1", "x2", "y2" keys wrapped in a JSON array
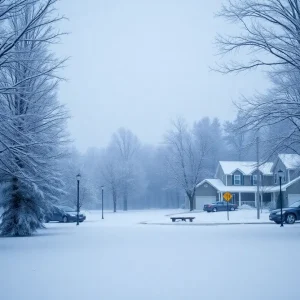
[
  {"x1": 256, "y1": 136, "x2": 260, "y2": 219},
  {"x1": 101, "y1": 186, "x2": 104, "y2": 220}
]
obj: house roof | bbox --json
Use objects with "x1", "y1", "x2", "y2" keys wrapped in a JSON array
[
  {"x1": 278, "y1": 154, "x2": 300, "y2": 170},
  {"x1": 197, "y1": 175, "x2": 300, "y2": 193},
  {"x1": 196, "y1": 178, "x2": 274, "y2": 193},
  {"x1": 270, "y1": 175, "x2": 300, "y2": 192},
  {"x1": 218, "y1": 161, "x2": 273, "y2": 175}
]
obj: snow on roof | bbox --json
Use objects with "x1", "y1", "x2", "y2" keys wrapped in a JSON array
[
  {"x1": 197, "y1": 179, "x2": 274, "y2": 193},
  {"x1": 219, "y1": 161, "x2": 273, "y2": 175},
  {"x1": 270, "y1": 175, "x2": 300, "y2": 192},
  {"x1": 278, "y1": 154, "x2": 300, "y2": 170}
]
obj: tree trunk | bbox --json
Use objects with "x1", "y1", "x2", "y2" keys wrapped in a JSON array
[
  {"x1": 123, "y1": 194, "x2": 128, "y2": 211},
  {"x1": 188, "y1": 194, "x2": 194, "y2": 211},
  {"x1": 113, "y1": 190, "x2": 117, "y2": 213},
  {"x1": 176, "y1": 189, "x2": 180, "y2": 208}
]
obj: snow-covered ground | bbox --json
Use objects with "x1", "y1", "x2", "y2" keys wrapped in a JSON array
[
  {"x1": 145, "y1": 208, "x2": 273, "y2": 224},
  {"x1": 1, "y1": 209, "x2": 299, "y2": 300}
]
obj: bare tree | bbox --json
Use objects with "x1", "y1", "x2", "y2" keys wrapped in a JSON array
[
  {"x1": 238, "y1": 68, "x2": 300, "y2": 158},
  {"x1": 215, "y1": 1, "x2": 300, "y2": 158},
  {"x1": 164, "y1": 118, "x2": 210, "y2": 211},
  {"x1": 216, "y1": 0, "x2": 300, "y2": 73},
  {"x1": 101, "y1": 151, "x2": 121, "y2": 213},
  {"x1": 193, "y1": 117, "x2": 222, "y2": 175},
  {"x1": 223, "y1": 116, "x2": 257, "y2": 161},
  {"x1": 111, "y1": 128, "x2": 141, "y2": 211}
]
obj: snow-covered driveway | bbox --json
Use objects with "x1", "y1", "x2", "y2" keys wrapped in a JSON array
[{"x1": 1, "y1": 210, "x2": 299, "y2": 300}]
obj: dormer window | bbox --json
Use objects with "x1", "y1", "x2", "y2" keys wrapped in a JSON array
[
  {"x1": 253, "y1": 174, "x2": 262, "y2": 185},
  {"x1": 253, "y1": 175, "x2": 257, "y2": 185},
  {"x1": 234, "y1": 174, "x2": 241, "y2": 185}
]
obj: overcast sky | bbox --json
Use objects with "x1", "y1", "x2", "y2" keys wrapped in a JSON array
[{"x1": 56, "y1": 0, "x2": 268, "y2": 152}]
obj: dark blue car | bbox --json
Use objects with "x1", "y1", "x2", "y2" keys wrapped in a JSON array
[
  {"x1": 44, "y1": 206, "x2": 86, "y2": 223},
  {"x1": 203, "y1": 201, "x2": 238, "y2": 212},
  {"x1": 269, "y1": 200, "x2": 300, "y2": 224}
]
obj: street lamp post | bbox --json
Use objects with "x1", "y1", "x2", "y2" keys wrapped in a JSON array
[
  {"x1": 76, "y1": 173, "x2": 81, "y2": 226},
  {"x1": 101, "y1": 186, "x2": 104, "y2": 220},
  {"x1": 278, "y1": 169, "x2": 284, "y2": 227}
]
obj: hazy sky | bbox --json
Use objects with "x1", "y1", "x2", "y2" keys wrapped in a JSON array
[{"x1": 56, "y1": 0, "x2": 268, "y2": 152}]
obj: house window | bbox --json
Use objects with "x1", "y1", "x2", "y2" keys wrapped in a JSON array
[
  {"x1": 253, "y1": 175, "x2": 262, "y2": 185},
  {"x1": 253, "y1": 175, "x2": 257, "y2": 185},
  {"x1": 234, "y1": 174, "x2": 241, "y2": 185},
  {"x1": 274, "y1": 174, "x2": 277, "y2": 184}
]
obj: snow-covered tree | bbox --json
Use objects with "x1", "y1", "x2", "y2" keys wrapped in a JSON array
[
  {"x1": 0, "y1": 0, "x2": 68, "y2": 236},
  {"x1": 0, "y1": 0, "x2": 61, "y2": 69}
]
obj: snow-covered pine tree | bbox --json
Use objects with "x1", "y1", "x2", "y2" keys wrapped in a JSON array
[{"x1": 0, "y1": 0, "x2": 68, "y2": 236}]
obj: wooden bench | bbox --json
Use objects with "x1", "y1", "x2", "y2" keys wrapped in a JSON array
[{"x1": 170, "y1": 217, "x2": 195, "y2": 223}]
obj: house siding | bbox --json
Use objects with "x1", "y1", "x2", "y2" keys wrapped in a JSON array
[
  {"x1": 286, "y1": 181, "x2": 300, "y2": 194},
  {"x1": 263, "y1": 175, "x2": 273, "y2": 186},
  {"x1": 273, "y1": 159, "x2": 287, "y2": 185},
  {"x1": 289, "y1": 169, "x2": 300, "y2": 182},
  {"x1": 216, "y1": 165, "x2": 226, "y2": 184},
  {"x1": 226, "y1": 175, "x2": 231, "y2": 186},
  {"x1": 196, "y1": 183, "x2": 218, "y2": 197},
  {"x1": 243, "y1": 175, "x2": 251, "y2": 186}
]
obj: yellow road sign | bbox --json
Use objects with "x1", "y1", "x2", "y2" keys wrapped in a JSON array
[{"x1": 223, "y1": 192, "x2": 232, "y2": 202}]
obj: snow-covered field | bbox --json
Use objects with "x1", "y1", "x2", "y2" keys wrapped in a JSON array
[
  {"x1": 146, "y1": 208, "x2": 273, "y2": 224},
  {"x1": 1, "y1": 209, "x2": 300, "y2": 300}
]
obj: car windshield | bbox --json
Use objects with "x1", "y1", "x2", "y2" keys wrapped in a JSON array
[{"x1": 289, "y1": 201, "x2": 300, "y2": 208}]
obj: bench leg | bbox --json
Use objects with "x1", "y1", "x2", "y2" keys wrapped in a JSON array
[
  {"x1": 172, "y1": 219, "x2": 175, "y2": 222},
  {"x1": 189, "y1": 219, "x2": 193, "y2": 222}
]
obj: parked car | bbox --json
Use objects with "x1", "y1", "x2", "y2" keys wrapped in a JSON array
[
  {"x1": 203, "y1": 201, "x2": 238, "y2": 212},
  {"x1": 269, "y1": 200, "x2": 300, "y2": 224},
  {"x1": 44, "y1": 205, "x2": 86, "y2": 223}
]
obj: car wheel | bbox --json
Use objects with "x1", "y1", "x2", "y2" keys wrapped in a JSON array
[
  {"x1": 230, "y1": 207, "x2": 235, "y2": 211},
  {"x1": 285, "y1": 213, "x2": 296, "y2": 224},
  {"x1": 62, "y1": 216, "x2": 68, "y2": 223},
  {"x1": 212, "y1": 207, "x2": 217, "y2": 212}
]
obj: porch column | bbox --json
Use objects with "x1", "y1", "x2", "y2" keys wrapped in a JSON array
[
  {"x1": 221, "y1": 192, "x2": 223, "y2": 201},
  {"x1": 239, "y1": 192, "x2": 242, "y2": 206},
  {"x1": 272, "y1": 192, "x2": 276, "y2": 209}
]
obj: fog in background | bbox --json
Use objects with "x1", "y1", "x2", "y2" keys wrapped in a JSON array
[{"x1": 56, "y1": 0, "x2": 268, "y2": 152}]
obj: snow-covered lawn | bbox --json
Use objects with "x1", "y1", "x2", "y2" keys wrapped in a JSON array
[
  {"x1": 1, "y1": 210, "x2": 299, "y2": 300},
  {"x1": 145, "y1": 208, "x2": 273, "y2": 224}
]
